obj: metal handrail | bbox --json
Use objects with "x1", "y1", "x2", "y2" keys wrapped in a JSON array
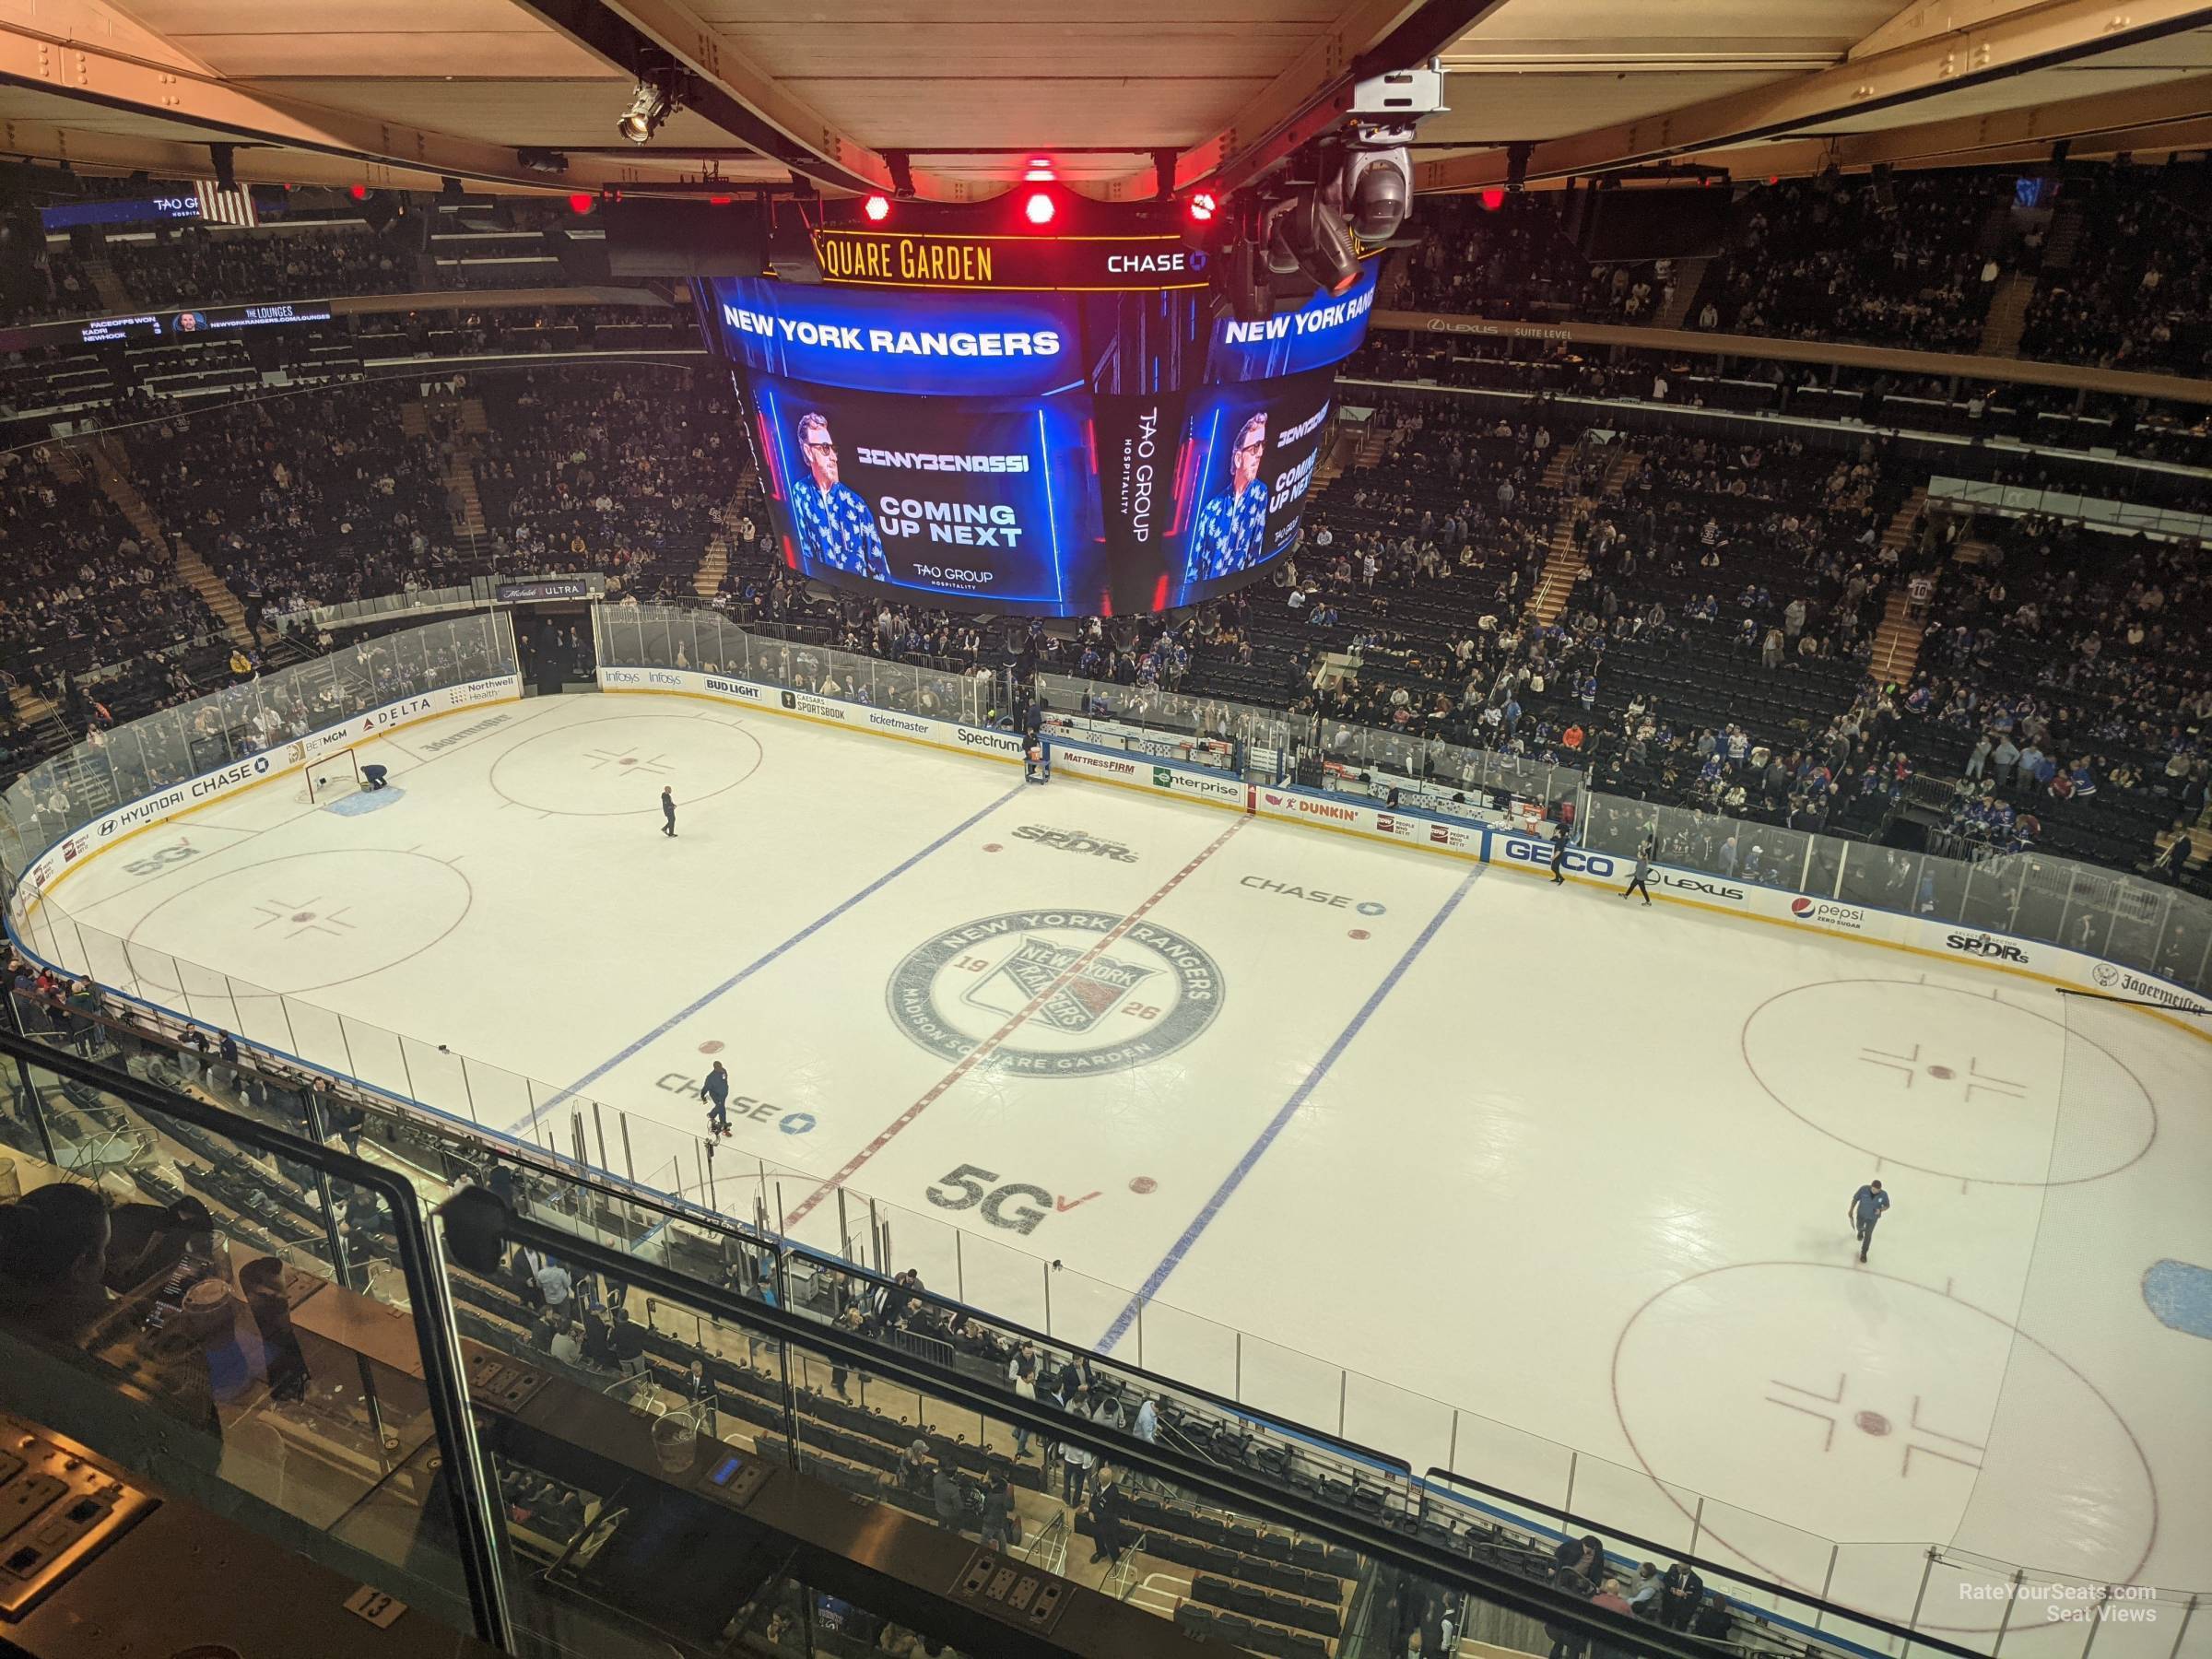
[{"x1": 0, "y1": 1026, "x2": 515, "y2": 1651}]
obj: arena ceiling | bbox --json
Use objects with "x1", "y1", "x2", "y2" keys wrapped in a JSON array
[{"x1": 3, "y1": 0, "x2": 2212, "y2": 201}]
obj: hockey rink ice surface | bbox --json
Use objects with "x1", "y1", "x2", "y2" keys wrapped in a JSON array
[{"x1": 27, "y1": 691, "x2": 2212, "y2": 1645}]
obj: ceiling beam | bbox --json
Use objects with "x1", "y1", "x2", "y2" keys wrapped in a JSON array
[
  {"x1": 1135, "y1": 0, "x2": 1514, "y2": 202},
  {"x1": 1414, "y1": 0, "x2": 2212, "y2": 191},
  {"x1": 0, "y1": 21, "x2": 687, "y2": 192},
  {"x1": 504, "y1": 0, "x2": 892, "y2": 196}
]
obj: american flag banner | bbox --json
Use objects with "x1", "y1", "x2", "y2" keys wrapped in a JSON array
[{"x1": 194, "y1": 180, "x2": 258, "y2": 228}]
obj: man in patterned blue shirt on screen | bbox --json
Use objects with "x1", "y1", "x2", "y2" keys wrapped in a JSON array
[
  {"x1": 790, "y1": 411, "x2": 889, "y2": 581},
  {"x1": 1185, "y1": 412, "x2": 1270, "y2": 582}
]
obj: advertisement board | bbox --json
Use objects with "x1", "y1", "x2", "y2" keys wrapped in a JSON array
[{"x1": 596, "y1": 665, "x2": 1023, "y2": 760}]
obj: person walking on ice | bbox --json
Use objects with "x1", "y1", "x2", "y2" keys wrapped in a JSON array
[
  {"x1": 661, "y1": 785, "x2": 677, "y2": 838},
  {"x1": 1847, "y1": 1178, "x2": 1890, "y2": 1262},
  {"x1": 1620, "y1": 838, "x2": 1654, "y2": 905},
  {"x1": 701, "y1": 1061, "x2": 731, "y2": 1137}
]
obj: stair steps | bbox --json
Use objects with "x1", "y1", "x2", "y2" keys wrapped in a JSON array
[
  {"x1": 1976, "y1": 272, "x2": 2037, "y2": 359},
  {"x1": 77, "y1": 438, "x2": 256, "y2": 649}
]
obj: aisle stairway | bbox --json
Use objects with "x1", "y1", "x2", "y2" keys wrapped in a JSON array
[
  {"x1": 1868, "y1": 486, "x2": 1930, "y2": 683},
  {"x1": 81, "y1": 253, "x2": 132, "y2": 312},
  {"x1": 1531, "y1": 442, "x2": 1638, "y2": 627},
  {"x1": 1976, "y1": 272, "x2": 2037, "y2": 358},
  {"x1": 79, "y1": 437, "x2": 256, "y2": 648},
  {"x1": 1654, "y1": 257, "x2": 1711, "y2": 329},
  {"x1": 405, "y1": 392, "x2": 488, "y2": 540}
]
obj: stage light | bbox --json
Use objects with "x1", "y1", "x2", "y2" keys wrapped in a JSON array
[
  {"x1": 1188, "y1": 191, "x2": 1218, "y2": 222},
  {"x1": 863, "y1": 194, "x2": 891, "y2": 222},
  {"x1": 349, "y1": 184, "x2": 370, "y2": 202},
  {"x1": 567, "y1": 192, "x2": 595, "y2": 215},
  {"x1": 618, "y1": 79, "x2": 676, "y2": 144},
  {"x1": 1478, "y1": 187, "x2": 1505, "y2": 212},
  {"x1": 1281, "y1": 186, "x2": 1361, "y2": 297},
  {"x1": 1343, "y1": 144, "x2": 1411, "y2": 241},
  {"x1": 1023, "y1": 191, "x2": 1055, "y2": 226}
]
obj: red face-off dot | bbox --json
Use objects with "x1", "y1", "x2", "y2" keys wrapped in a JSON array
[
  {"x1": 1854, "y1": 1410, "x2": 1892, "y2": 1437},
  {"x1": 1347, "y1": 928, "x2": 1371, "y2": 940},
  {"x1": 983, "y1": 842, "x2": 1003, "y2": 853},
  {"x1": 698, "y1": 1040, "x2": 724, "y2": 1054},
  {"x1": 1128, "y1": 1176, "x2": 1157, "y2": 1194},
  {"x1": 619, "y1": 758, "x2": 636, "y2": 766},
  {"x1": 1926, "y1": 1064, "x2": 1955, "y2": 1079}
]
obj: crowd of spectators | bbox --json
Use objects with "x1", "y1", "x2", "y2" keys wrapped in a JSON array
[
  {"x1": 106, "y1": 224, "x2": 419, "y2": 308},
  {"x1": 119, "y1": 384, "x2": 472, "y2": 621},
  {"x1": 1694, "y1": 173, "x2": 2000, "y2": 351},
  {"x1": 1900, "y1": 514, "x2": 2211, "y2": 873},
  {"x1": 0, "y1": 243, "x2": 100, "y2": 328},
  {"x1": 473, "y1": 367, "x2": 751, "y2": 600},
  {"x1": 2018, "y1": 171, "x2": 2212, "y2": 375}
]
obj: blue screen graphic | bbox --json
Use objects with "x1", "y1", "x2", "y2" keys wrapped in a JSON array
[
  {"x1": 708, "y1": 261, "x2": 1373, "y2": 615},
  {"x1": 707, "y1": 278, "x2": 1079, "y2": 397}
]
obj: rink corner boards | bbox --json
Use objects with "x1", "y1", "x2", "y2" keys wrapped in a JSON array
[{"x1": 8, "y1": 675, "x2": 524, "y2": 923}]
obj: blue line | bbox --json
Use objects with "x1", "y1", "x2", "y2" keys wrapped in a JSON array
[
  {"x1": 504, "y1": 782, "x2": 1025, "y2": 1135},
  {"x1": 1097, "y1": 863, "x2": 1484, "y2": 1352}
]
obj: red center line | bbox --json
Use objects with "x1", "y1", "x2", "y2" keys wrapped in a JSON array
[{"x1": 782, "y1": 814, "x2": 1250, "y2": 1230}]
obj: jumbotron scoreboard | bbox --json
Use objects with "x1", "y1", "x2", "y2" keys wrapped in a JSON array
[{"x1": 696, "y1": 212, "x2": 1376, "y2": 618}]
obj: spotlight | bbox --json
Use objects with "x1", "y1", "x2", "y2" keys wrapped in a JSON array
[
  {"x1": 1022, "y1": 190, "x2": 1055, "y2": 226},
  {"x1": 1478, "y1": 187, "x2": 1505, "y2": 212},
  {"x1": 1282, "y1": 187, "x2": 1360, "y2": 296},
  {"x1": 618, "y1": 78, "x2": 677, "y2": 145},
  {"x1": 1343, "y1": 143, "x2": 1411, "y2": 241},
  {"x1": 348, "y1": 184, "x2": 371, "y2": 202},
  {"x1": 1188, "y1": 191, "x2": 1218, "y2": 223},
  {"x1": 863, "y1": 194, "x2": 891, "y2": 222}
]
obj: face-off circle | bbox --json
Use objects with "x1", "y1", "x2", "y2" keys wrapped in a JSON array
[
  {"x1": 886, "y1": 909, "x2": 1224, "y2": 1077},
  {"x1": 1611, "y1": 1263, "x2": 2156, "y2": 1621},
  {"x1": 124, "y1": 849, "x2": 474, "y2": 994},
  {"x1": 488, "y1": 713, "x2": 763, "y2": 816},
  {"x1": 1741, "y1": 980, "x2": 2156, "y2": 1184}
]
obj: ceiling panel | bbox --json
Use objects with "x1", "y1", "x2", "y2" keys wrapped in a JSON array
[{"x1": 1426, "y1": 70, "x2": 1787, "y2": 142}]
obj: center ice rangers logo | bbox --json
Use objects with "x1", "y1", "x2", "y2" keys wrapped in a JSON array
[{"x1": 888, "y1": 909, "x2": 1224, "y2": 1077}]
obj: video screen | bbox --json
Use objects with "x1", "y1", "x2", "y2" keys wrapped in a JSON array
[{"x1": 705, "y1": 266, "x2": 1372, "y2": 617}]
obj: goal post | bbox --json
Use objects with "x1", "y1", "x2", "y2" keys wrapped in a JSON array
[{"x1": 299, "y1": 747, "x2": 364, "y2": 805}]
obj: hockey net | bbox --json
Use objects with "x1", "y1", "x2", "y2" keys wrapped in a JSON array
[{"x1": 298, "y1": 747, "x2": 364, "y2": 805}]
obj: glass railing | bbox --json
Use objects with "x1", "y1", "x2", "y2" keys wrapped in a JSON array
[
  {"x1": 4, "y1": 603, "x2": 2205, "y2": 1659},
  {"x1": 3, "y1": 1026, "x2": 1850, "y2": 1659},
  {"x1": 0, "y1": 609, "x2": 519, "y2": 888},
  {"x1": 1577, "y1": 796, "x2": 2212, "y2": 999},
  {"x1": 594, "y1": 602, "x2": 999, "y2": 726}
]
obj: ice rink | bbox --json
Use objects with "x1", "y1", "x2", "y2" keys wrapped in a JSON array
[{"x1": 26, "y1": 689, "x2": 2212, "y2": 1641}]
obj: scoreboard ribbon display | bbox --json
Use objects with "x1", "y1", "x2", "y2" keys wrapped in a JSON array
[
  {"x1": 813, "y1": 229, "x2": 1210, "y2": 293},
  {"x1": 701, "y1": 265, "x2": 1375, "y2": 617}
]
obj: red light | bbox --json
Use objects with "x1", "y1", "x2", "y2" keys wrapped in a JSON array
[
  {"x1": 863, "y1": 194, "x2": 891, "y2": 222},
  {"x1": 1188, "y1": 191, "x2": 1218, "y2": 222},
  {"x1": 568, "y1": 192, "x2": 594, "y2": 215},
  {"x1": 348, "y1": 184, "x2": 370, "y2": 202},
  {"x1": 708, "y1": 194, "x2": 734, "y2": 206},
  {"x1": 1478, "y1": 188, "x2": 1505, "y2": 211},
  {"x1": 1767, "y1": 174, "x2": 1781, "y2": 185},
  {"x1": 1023, "y1": 191, "x2": 1055, "y2": 226}
]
